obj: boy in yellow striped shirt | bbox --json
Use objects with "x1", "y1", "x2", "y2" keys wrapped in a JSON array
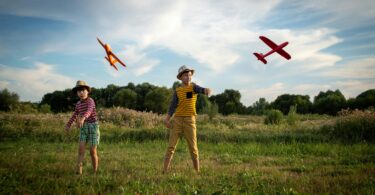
[{"x1": 163, "y1": 65, "x2": 211, "y2": 173}]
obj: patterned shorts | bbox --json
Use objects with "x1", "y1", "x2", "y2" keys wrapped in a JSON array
[{"x1": 79, "y1": 122, "x2": 100, "y2": 146}]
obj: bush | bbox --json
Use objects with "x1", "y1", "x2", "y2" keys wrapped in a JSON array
[
  {"x1": 264, "y1": 109, "x2": 283, "y2": 125},
  {"x1": 202, "y1": 102, "x2": 219, "y2": 121},
  {"x1": 97, "y1": 107, "x2": 164, "y2": 128},
  {"x1": 39, "y1": 104, "x2": 52, "y2": 113},
  {"x1": 322, "y1": 109, "x2": 375, "y2": 143},
  {"x1": 0, "y1": 89, "x2": 19, "y2": 111},
  {"x1": 287, "y1": 105, "x2": 299, "y2": 126},
  {"x1": 10, "y1": 102, "x2": 38, "y2": 114}
]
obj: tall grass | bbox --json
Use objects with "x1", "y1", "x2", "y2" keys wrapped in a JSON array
[
  {"x1": 0, "y1": 108, "x2": 338, "y2": 144},
  {"x1": 98, "y1": 107, "x2": 164, "y2": 128},
  {"x1": 321, "y1": 109, "x2": 375, "y2": 143}
]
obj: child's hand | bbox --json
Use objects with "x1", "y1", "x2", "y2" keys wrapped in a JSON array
[
  {"x1": 205, "y1": 88, "x2": 212, "y2": 96},
  {"x1": 164, "y1": 115, "x2": 171, "y2": 129},
  {"x1": 75, "y1": 116, "x2": 80, "y2": 128},
  {"x1": 78, "y1": 116, "x2": 85, "y2": 128},
  {"x1": 165, "y1": 119, "x2": 171, "y2": 129}
]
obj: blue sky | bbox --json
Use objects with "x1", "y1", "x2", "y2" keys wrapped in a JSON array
[{"x1": 0, "y1": 0, "x2": 374, "y2": 106}]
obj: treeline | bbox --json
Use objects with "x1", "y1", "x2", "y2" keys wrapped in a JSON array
[{"x1": 1, "y1": 83, "x2": 374, "y2": 115}]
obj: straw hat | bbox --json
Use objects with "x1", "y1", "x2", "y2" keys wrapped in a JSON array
[
  {"x1": 72, "y1": 80, "x2": 91, "y2": 93},
  {"x1": 177, "y1": 65, "x2": 195, "y2": 79}
]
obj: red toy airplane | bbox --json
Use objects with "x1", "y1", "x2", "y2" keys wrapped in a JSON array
[
  {"x1": 97, "y1": 37, "x2": 126, "y2": 71},
  {"x1": 253, "y1": 36, "x2": 291, "y2": 64}
]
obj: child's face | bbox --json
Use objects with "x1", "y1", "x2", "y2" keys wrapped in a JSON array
[
  {"x1": 180, "y1": 71, "x2": 192, "y2": 85},
  {"x1": 76, "y1": 88, "x2": 88, "y2": 100}
]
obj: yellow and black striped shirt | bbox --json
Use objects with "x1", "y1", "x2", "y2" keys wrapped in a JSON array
[{"x1": 168, "y1": 83, "x2": 206, "y2": 116}]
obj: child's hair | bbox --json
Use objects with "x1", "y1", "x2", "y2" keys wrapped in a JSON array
[{"x1": 75, "y1": 86, "x2": 89, "y2": 92}]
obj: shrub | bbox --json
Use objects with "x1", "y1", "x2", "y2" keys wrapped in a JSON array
[
  {"x1": 97, "y1": 107, "x2": 164, "y2": 128},
  {"x1": 0, "y1": 89, "x2": 19, "y2": 111},
  {"x1": 39, "y1": 104, "x2": 52, "y2": 113},
  {"x1": 202, "y1": 102, "x2": 219, "y2": 121},
  {"x1": 10, "y1": 102, "x2": 38, "y2": 114},
  {"x1": 287, "y1": 105, "x2": 299, "y2": 126},
  {"x1": 322, "y1": 109, "x2": 375, "y2": 143},
  {"x1": 264, "y1": 109, "x2": 283, "y2": 125}
]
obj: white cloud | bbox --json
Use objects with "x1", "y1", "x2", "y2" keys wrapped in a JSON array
[
  {"x1": 323, "y1": 58, "x2": 375, "y2": 79},
  {"x1": 258, "y1": 28, "x2": 342, "y2": 70},
  {"x1": 119, "y1": 45, "x2": 160, "y2": 76},
  {"x1": 0, "y1": 80, "x2": 10, "y2": 89},
  {"x1": 241, "y1": 82, "x2": 284, "y2": 106},
  {"x1": 0, "y1": 62, "x2": 74, "y2": 102},
  {"x1": 333, "y1": 80, "x2": 375, "y2": 99},
  {"x1": 123, "y1": 0, "x2": 277, "y2": 73},
  {"x1": 285, "y1": 0, "x2": 375, "y2": 28}
]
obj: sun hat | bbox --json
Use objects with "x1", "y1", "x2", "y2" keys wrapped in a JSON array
[
  {"x1": 72, "y1": 80, "x2": 91, "y2": 93},
  {"x1": 177, "y1": 65, "x2": 195, "y2": 79}
]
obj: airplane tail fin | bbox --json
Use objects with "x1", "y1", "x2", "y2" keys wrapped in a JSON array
[
  {"x1": 106, "y1": 57, "x2": 118, "y2": 70},
  {"x1": 253, "y1": 53, "x2": 267, "y2": 64}
]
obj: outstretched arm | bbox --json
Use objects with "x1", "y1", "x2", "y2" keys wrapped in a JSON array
[
  {"x1": 193, "y1": 84, "x2": 212, "y2": 96},
  {"x1": 65, "y1": 108, "x2": 78, "y2": 131}
]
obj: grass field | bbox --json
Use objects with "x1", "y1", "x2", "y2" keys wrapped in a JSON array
[{"x1": 0, "y1": 108, "x2": 374, "y2": 194}]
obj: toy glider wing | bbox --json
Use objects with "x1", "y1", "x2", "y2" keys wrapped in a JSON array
[
  {"x1": 110, "y1": 53, "x2": 126, "y2": 67},
  {"x1": 259, "y1": 36, "x2": 278, "y2": 49},
  {"x1": 259, "y1": 36, "x2": 291, "y2": 60},
  {"x1": 97, "y1": 37, "x2": 106, "y2": 49},
  {"x1": 276, "y1": 48, "x2": 291, "y2": 60}
]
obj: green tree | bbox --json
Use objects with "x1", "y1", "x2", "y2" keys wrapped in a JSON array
[
  {"x1": 144, "y1": 87, "x2": 172, "y2": 114},
  {"x1": 313, "y1": 89, "x2": 346, "y2": 115},
  {"x1": 346, "y1": 97, "x2": 356, "y2": 110},
  {"x1": 196, "y1": 94, "x2": 211, "y2": 114},
  {"x1": 113, "y1": 88, "x2": 137, "y2": 109},
  {"x1": 89, "y1": 88, "x2": 106, "y2": 108},
  {"x1": 0, "y1": 89, "x2": 19, "y2": 111},
  {"x1": 172, "y1": 81, "x2": 181, "y2": 90},
  {"x1": 355, "y1": 89, "x2": 375, "y2": 109},
  {"x1": 272, "y1": 94, "x2": 312, "y2": 115},
  {"x1": 251, "y1": 97, "x2": 270, "y2": 115},
  {"x1": 126, "y1": 82, "x2": 136, "y2": 91},
  {"x1": 103, "y1": 84, "x2": 120, "y2": 107},
  {"x1": 40, "y1": 89, "x2": 76, "y2": 113},
  {"x1": 135, "y1": 82, "x2": 157, "y2": 111},
  {"x1": 210, "y1": 89, "x2": 245, "y2": 115}
]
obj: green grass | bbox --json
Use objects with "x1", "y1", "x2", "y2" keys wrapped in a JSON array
[
  {"x1": 0, "y1": 109, "x2": 374, "y2": 193},
  {"x1": 1, "y1": 140, "x2": 374, "y2": 194}
]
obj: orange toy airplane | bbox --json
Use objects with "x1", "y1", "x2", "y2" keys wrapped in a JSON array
[{"x1": 97, "y1": 37, "x2": 126, "y2": 71}]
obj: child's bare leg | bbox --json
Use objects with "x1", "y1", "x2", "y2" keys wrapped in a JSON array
[
  {"x1": 77, "y1": 141, "x2": 85, "y2": 174},
  {"x1": 90, "y1": 146, "x2": 98, "y2": 173}
]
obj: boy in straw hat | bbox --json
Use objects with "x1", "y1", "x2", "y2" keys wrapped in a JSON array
[
  {"x1": 65, "y1": 80, "x2": 100, "y2": 175},
  {"x1": 163, "y1": 65, "x2": 212, "y2": 173}
]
